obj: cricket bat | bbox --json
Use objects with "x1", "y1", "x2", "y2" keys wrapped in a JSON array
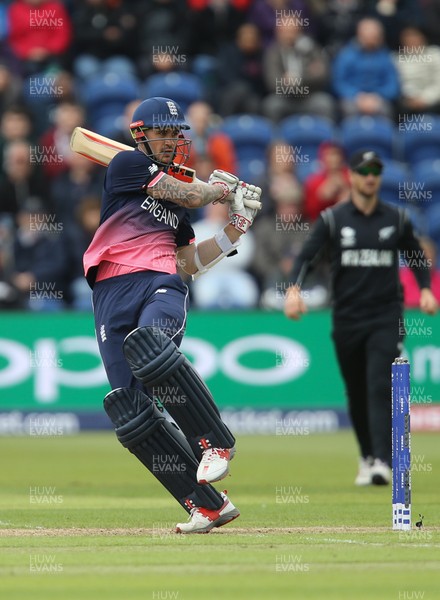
[{"x1": 70, "y1": 127, "x2": 262, "y2": 207}]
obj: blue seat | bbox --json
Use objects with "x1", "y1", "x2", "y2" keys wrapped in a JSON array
[
  {"x1": 295, "y1": 159, "x2": 320, "y2": 183},
  {"x1": 379, "y1": 160, "x2": 410, "y2": 207},
  {"x1": 143, "y1": 72, "x2": 203, "y2": 112},
  {"x1": 236, "y1": 159, "x2": 266, "y2": 185},
  {"x1": 220, "y1": 115, "x2": 275, "y2": 162},
  {"x1": 340, "y1": 116, "x2": 396, "y2": 160},
  {"x1": 80, "y1": 73, "x2": 140, "y2": 124},
  {"x1": 424, "y1": 203, "x2": 440, "y2": 250},
  {"x1": 412, "y1": 159, "x2": 440, "y2": 210},
  {"x1": 278, "y1": 115, "x2": 337, "y2": 162},
  {"x1": 93, "y1": 114, "x2": 126, "y2": 139},
  {"x1": 400, "y1": 116, "x2": 440, "y2": 165}
]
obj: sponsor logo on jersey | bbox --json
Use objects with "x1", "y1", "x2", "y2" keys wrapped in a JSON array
[
  {"x1": 148, "y1": 163, "x2": 158, "y2": 175},
  {"x1": 340, "y1": 226, "x2": 356, "y2": 247},
  {"x1": 141, "y1": 196, "x2": 179, "y2": 229},
  {"x1": 341, "y1": 249, "x2": 394, "y2": 267}
]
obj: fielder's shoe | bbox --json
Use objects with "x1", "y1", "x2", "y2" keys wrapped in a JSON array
[
  {"x1": 175, "y1": 492, "x2": 240, "y2": 534},
  {"x1": 355, "y1": 456, "x2": 374, "y2": 486},
  {"x1": 197, "y1": 447, "x2": 236, "y2": 484},
  {"x1": 371, "y1": 458, "x2": 391, "y2": 485}
]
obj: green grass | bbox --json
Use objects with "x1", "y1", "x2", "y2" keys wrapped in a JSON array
[{"x1": 0, "y1": 431, "x2": 439, "y2": 599}]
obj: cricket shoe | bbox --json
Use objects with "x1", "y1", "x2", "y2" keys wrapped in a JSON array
[
  {"x1": 197, "y1": 447, "x2": 236, "y2": 484},
  {"x1": 355, "y1": 456, "x2": 374, "y2": 486},
  {"x1": 175, "y1": 492, "x2": 240, "y2": 534},
  {"x1": 371, "y1": 459, "x2": 391, "y2": 485}
]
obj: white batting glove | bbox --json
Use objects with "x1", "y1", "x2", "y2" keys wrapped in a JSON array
[
  {"x1": 236, "y1": 181, "x2": 262, "y2": 210},
  {"x1": 228, "y1": 182, "x2": 262, "y2": 234},
  {"x1": 208, "y1": 169, "x2": 239, "y2": 203}
]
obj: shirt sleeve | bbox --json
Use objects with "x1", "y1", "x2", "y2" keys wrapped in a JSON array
[
  {"x1": 105, "y1": 150, "x2": 159, "y2": 195},
  {"x1": 398, "y1": 209, "x2": 431, "y2": 290},
  {"x1": 175, "y1": 210, "x2": 195, "y2": 248},
  {"x1": 290, "y1": 211, "x2": 331, "y2": 286}
]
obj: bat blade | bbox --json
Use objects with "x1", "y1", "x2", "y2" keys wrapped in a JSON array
[{"x1": 70, "y1": 127, "x2": 133, "y2": 166}]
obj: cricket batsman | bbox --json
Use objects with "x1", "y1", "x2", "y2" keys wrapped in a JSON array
[{"x1": 83, "y1": 97, "x2": 261, "y2": 533}]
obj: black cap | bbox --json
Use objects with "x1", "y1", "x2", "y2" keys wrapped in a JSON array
[{"x1": 349, "y1": 150, "x2": 384, "y2": 171}]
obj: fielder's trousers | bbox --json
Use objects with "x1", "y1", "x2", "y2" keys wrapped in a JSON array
[{"x1": 332, "y1": 316, "x2": 404, "y2": 466}]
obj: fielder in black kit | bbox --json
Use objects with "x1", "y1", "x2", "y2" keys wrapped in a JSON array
[{"x1": 284, "y1": 150, "x2": 438, "y2": 486}]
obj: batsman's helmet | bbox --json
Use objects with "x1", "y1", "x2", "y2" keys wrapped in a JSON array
[{"x1": 129, "y1": 97, "x2": 191, "y2": 166}]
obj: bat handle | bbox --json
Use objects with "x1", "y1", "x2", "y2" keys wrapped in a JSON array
[{"x1": 243, "y1": 199, "x2": 262, "y2": 210}]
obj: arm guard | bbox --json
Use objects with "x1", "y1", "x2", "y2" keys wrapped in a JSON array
[{"x1": 192, "y1": 229, "x2": 241, "y2": 280}]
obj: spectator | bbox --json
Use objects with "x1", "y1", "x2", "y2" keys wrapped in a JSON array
[
  {"x1": 303, "y1": 141, "x2": 351, "y2": 222},
  {"x1": 217, "y1": 22, "x2": 266, "y2": 115},
  {"x1": 262, "y1": 21, "x2": 336, "y2": 122},
  {"x1": 39, "y1": 101, "x2": 85, "y2": 180},
  {"x1": 7, "y1": 0, "x2": 72, "y2": 75},
  {"x1": 187, "y1": 0, "x2": 251, "y2": 57},
  {"x1": 248, "y1": 0, "x2": 313, "y2": 48},
  {"x1": 0, "y1": 61, "x2": 23, "y2": 113},
  {"x1": 363, "y1": 0, "x2": 423, "y2": 49},
  {"x1": 10, "y1": 196, "x2": 68, "y2": 311},
  {"x1": 186, "y1": 101, "x2": 237, "y2": 174},
  {"x1": 71, "y1": 0, "x2": 139, "y2": 72},
  {"x1": 315, "y1": 0, "x2": 364, "y2": 58},
  {"x1": 267, "y1": 139, "x2": 298, "y2": 177},
  {"x1": 420, "y1": 0, "x2": 440, "y2": 46},
  {"x1": 251, "y1": 171, "x2": 331, "y2": 309},
  {"x1": 260, "y1": 140, "x2": 303, "y2": 215},
  {"x1": 191, "y1": 201, "x2": 259, "y2": 309},
  {"x1": 51, "y1": 151, "x2": 104, "y2": 223},
  {"x1": 394, "y1": 26, "x2": 440, "y2": 114},
  {"x1": 66, "y1": 195, "x2": 101, "y2": 310},
  {"x1": 333, "y1": 18, "x2": 400, "y2": 119},
  {"x1": 0, "y1": 105, "x2": 34, "y2": 167},
  {"x1": 0, "y1": 140, "x2": 51, "y2": 219},
  {"x1": 112, "y1": 98, "x2": 141, "y2": 146},
  {"x1": 400, "y1": 236, "x2": 440, "y2": 307},
  {"x1": 0, "y1": 214, "x2": 20, "y2": 309}
]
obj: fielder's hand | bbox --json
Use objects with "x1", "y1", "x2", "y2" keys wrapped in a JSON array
[
  {"x1": 284, "y1": 285, "x2": 307, "y2": 320},
  {"x1": 228, "y1": 181, "x2": 262, "y2": 234},
  {"x1": 420, "y1": 288, "x2": 438, "y2": 315}
]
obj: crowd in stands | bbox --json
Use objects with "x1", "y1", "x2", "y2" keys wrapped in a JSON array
[{"x1": 0, "y1": 0, "x2": 440, "y2": 311}]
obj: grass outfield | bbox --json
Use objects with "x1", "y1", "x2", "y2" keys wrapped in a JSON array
[{"x1": 0, "y1": 431, "x2": 439, "y2": 599}]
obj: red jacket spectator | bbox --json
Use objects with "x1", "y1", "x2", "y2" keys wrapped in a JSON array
[
  {"x1": 186, "y1": 101, "x2": 237, "y2": 174},
  {"x1": 303, "y1": 142, "x2": 351, "y2": 222},
  {"x1": 400, "y1": 267, "x2": 440, "y2": 307},
  {"x1": 400, "y1": 237, "x2": 440, "y2": 307},
  {"x1": 8, "y1": 0, "x2": 71, "y2": 61},
  {"x1": 187, "y1": 0, "x2": 252, "y2": 9}
]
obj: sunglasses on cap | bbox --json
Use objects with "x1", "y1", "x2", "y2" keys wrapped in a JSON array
[{"x1": 355, "y1": 164, "x2": 383, "y2": 176}]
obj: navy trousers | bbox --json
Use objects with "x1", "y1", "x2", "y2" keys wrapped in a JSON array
[{"x1": 93, "y1": 271, "x2": 189, "y2": 390}]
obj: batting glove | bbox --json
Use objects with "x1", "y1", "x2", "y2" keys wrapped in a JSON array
[
  {"x1": 228, "y1": 182, "x2": 262, "y2": 234},
  {"x1": 208, "y1": 169, "x2": 239, "y2": 203}
]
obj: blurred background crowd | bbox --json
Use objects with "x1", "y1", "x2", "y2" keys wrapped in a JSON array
[{"x1": 0, "y1": 0, "x2": 440, "y2": 312}]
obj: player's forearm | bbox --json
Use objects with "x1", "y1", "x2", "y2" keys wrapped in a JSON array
[
  {"x1": 148, "y1": 174, "x2": 225, "y2": 208},
  {"x1": 178, "y1": 227, "x2": 241, "y2": 275}
]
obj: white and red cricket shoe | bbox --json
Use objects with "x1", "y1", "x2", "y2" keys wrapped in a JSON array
[
  {"x1": 197, "y1": 447, "x2": 236, "y2": 484},
  {"x1": 175, "y1": 492, "x2": 240, "y2": 534}
]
